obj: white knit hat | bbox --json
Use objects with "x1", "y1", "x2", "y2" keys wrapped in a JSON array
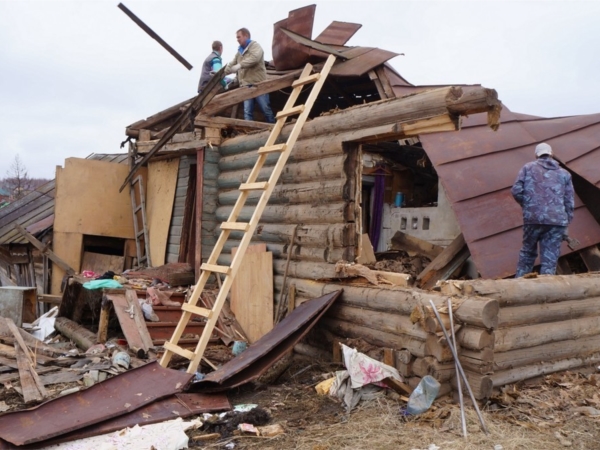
[{"x1": 535, "y1": 142, "x2": 552, "y2": 157}]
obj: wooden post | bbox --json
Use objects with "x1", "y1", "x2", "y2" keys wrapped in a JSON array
[
  {"x1": 97, "y1": 296, "x2": 112, "y2": 344},
  {"x1": 195, "y1": 148, "x2": 205, "y2": 281}
]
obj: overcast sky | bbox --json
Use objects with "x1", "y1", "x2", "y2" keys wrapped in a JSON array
[{"x1": 2, "y1": 0, "x2": 600, "y2": 178}]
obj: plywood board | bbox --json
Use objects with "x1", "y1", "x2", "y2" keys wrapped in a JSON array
[
  {"x1": 50, "y1": 231, "x2": 83, "y2": 295},
  {"x1": 81, "y1": 252, "x2": 125, "y2": 274},
  {"x1": 146, "y1": 160, "x2": 179, "y2": 266},
  {"x1": 106, "y1": 291, "x2": 153, "y2": 353},
  {"x1": 230, "y1": 244, "x2": 273, "y2": 343},
  {"x1": 230, "y1": 244, "x2": 267, "y2": 316},
  {"x1": 54, "y1": 158, "x2": 138, "y2": 238}
]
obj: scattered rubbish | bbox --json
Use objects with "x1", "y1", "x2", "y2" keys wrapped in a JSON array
[
  {"x1": 59, "y1": 387, "x2": 81, "y2": 397},
  {"x1": 238, "y1": 423, "x2": 259, "y2": 435},
  {"x1": 42, "y1": 417, "x2": 201, "y2": 450},
  {"x1": 494, "y1": 445, "x2": 504, "y2": 450},
  {"x1": 85, "y1": 343, "x2": 106, "y2": 355},
  {"x1": 0, "y1": 401, "x2": 9, "y2": 412},
  {"x1": 31, "y1": 306, "x2": 58, "y2": 341},
  {"x1": 231, "y1": 340, "x2": 247, "y2": 356},
  {"x1": 193, "y1": 371, "x2": 205, "y2": 382},
  {"x1": 315, "y1": 376, "x2": 336, "y2": 395},
  {"x1": 82, "y1": 279, "x2": 123, "y2": 290},
  {"x1": 233, "y1": 404, "x2": 258, "y2": 413},
  {"x1": 140, "y1": 300, "x2": 160, "y2": 322},
  {"x1": 200, "y1": 407, "x2": 270, "y2": 437},
  {"x1": 112, "y1": 351, "x2": 131, "y2": 369},
  {"x1": 405, "y1": 375, "x2": 440, "y2": 415},
  {"x1": 257, "y1": 423, "x2": 285, "y2": 437}
]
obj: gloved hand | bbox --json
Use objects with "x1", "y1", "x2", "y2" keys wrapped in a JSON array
[{"x1": 230, "y1": 64, "x2": 241, "y2": 72}]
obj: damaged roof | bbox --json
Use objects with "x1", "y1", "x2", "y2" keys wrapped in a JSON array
[{"x1": 420, "y1": 110, "x2": 600, "y2": 279}]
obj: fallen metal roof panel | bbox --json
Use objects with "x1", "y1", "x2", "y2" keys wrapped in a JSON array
[
  {"x1": 272, "y1": 5, "x2": 316, "y2": 71},
  {"x1": 0, "y1": 361, "x2": 193, "y2": 446},
  {"x1": 315, "y1": 21, "x2": 362, "y2": 45},
  {"x1": 0, "y1": 393, "x2": 230, "y2": 449},
  {"x1": 191, "y1": 290, "x2": 341, "y2": 391},
  {"x1": 421, "y1": 112, "x2": 600, "y2": 279}
]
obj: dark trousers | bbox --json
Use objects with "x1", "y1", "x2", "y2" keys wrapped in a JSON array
[{"x1": 516, "y1": 224, "x2": 566, "y2": 277}]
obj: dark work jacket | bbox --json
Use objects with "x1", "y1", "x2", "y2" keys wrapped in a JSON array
[
  {"x1": 197, "y1": 51, "x2": 222, "y2": 93},
  {"x1": 511, "y1": 156, "x2": 575, "y2": 226}
]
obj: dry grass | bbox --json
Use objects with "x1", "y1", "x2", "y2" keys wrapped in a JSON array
[{"x1": 214, "y1": 370, "x2": 600, "y2": 450}]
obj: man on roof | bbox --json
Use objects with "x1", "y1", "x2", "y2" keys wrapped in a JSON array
[
  {"x1": 224, "y1": 28, "x2": 276, "y2": 123},
  {"x1": 198, "y1": 40, "x2": 224, "y2": 93},
  {"x1": 511, "y1": 142, "x2": 575, "y2": 277}
]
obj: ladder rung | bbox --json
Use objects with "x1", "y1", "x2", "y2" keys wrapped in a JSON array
[
  {"x1": 134, "y1": 205, "x2": 142, "y2": 213},
  {"x1": 276, "y1": 105, "x2": 305, "y2": 119},
  {"x1": 181, "y1": 303, "x2": 213, "y2": 318},
  {"x1": 200, "y1": 263, "x2": 231, "y2": 275},
  {"x1": 239, "y1": 182, "x2": 268, "y2": 191},
  {"x1": 136, "y1": 231, "x2": 145, "y2": 238},
  {"x1": 257, "y1": 144, "x2": 287, "y2": 155},
  {"x1": 220, "y1": 222, "x2": 250, "y2": 232},
  {"x1": 292, "y1": 73, "x2": 321, "y2": 88},
  {"x1": 163, "y1": 341, "x2": 195, "y2": 360}
]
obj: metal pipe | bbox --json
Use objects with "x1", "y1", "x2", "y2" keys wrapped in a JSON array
[
  {"x1": 429, "y1": 300, "x2": 489, "y2": 435},
  {"x1": 448, "y1": 298, "x2": 467, "y2": 438}
]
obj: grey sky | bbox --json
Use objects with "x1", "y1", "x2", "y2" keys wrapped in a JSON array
[{"x1": 1, "y1": 0, "x2": 599, "y2": 178}]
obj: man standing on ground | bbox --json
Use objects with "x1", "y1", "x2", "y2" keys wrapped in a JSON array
[
  {"x1": 198, "y1": 40, "x2": 223, "y2": 93},
  {"x1": 511, "y1": 142, "x2": 575, "y2": 277},
  {"x1": 224, "y1": 28, "x2": 275, "y2": 123}
]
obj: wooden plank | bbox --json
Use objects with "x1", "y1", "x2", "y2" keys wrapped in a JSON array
[
  {"x1": 6, "y1": 319, "x2": 46, "y2": 403},
  {"x1": 375, "y1": 66, "x2": 396, "y2": 99},
  {"x1": 390, "y1": 231, "x2": 444, "y2": 260},
  {"x1": 0, "y1": 366, "x2": 57, "y2": 384},
  {"x1": 417, "y1": 233, "x2": 469, "y2": 289},
  {"x1": 194, "y1": 115, "x2": 273, "y2": 130},
  {"x1": 146, "y1": 159, "x2": 179, "y2": 266},
  {"x1": 195, "y1": 148, "x2": 204, "y2": 279},
  {"x1": 356, "y1": 234, "x2": 376, "y2": 264},
  {"x1": 81, "y1": 252, "x2": 124, "y2": 274},
  {"x1": 37, "y1": 294, "x2": 62, "y2": 305},
  {"x1": 14, "y1": 224, "x2": 75, "y2": 276},
  {"x1": 199, "y1": 70, "x2": 302, "y2": 117},
  {"x1": 107, "y1": 291, "x2": 153, "y2": 354},
  {"x1": 580, "y1": 245, "x2": 600, "y2": 272},
  {"x1": 231, "y1": 245, "x2": 273, "y2": 343}
]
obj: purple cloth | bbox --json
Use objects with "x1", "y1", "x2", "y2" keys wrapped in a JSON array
[{"x1": 369, "y1": 167, "x2": 386, "y2": 251}]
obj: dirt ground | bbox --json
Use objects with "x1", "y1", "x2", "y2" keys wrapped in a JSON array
[{"x1": 188, "y1": 360, "x2": 600, "y2": 450}]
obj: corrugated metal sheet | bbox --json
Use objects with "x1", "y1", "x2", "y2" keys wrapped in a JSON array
[
  {"x1": 420, "y1": 110, "x2": 600, "y2": 279},
  {"x1": 272, "y1": 5, "x2": 316, "y2": 71},
  {"x1": 166, "y1": 155, "x2": 192, "y2": 263},
  {"x1": 315, "y1": 21, "x2": 362, "y2": 45}
]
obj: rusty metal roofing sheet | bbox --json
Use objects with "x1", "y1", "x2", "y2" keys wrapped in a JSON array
[
  {"x1": 0, "y1": 361, "x2": 193, "y2": 446},
  {"x1": 191, "y1": 290, "x2": 341, "y2": 391},
  {"x1": 315, "y1": 21, "x2": 362, "y2": 45},
  {"x1": 272, "y1": 5, "x2": 316, "y2": 71},
  {"x1": 0, "y1": 393, "x2": 230, "y2": 449},
  {"x1": 329, "y1": 48, "x2": 400, "y2": 77},
  {"x1": 420, "y1": 110, "x2": 600, "y2": 279}
]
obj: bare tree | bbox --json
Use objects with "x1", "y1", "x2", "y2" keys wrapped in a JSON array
[{"x1": 4, "y1": 155, "x2": 32, "y2": 201}]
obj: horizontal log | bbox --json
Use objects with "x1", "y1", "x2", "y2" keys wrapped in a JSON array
[
  {"x1": 498, "y1": 297, "x2": 600, "y2": 328},
  {"x1": 492, "y1": 333, "x2": 600, "y2": 371},
  {"x1": 216, "y1": 202, "x2": 354, "y2": 224},
  {"x1": 457, "y1": 326, "x2": 495, "y2": 351},
  {"x1": 412, "y1": 356, "x2": 455, "y2": 382},
  {"x1": 321, "y1": 318, "x2": 427, "y2": 358},
  {"x1": 137, "y1": 138, "x2": 207, "y2": 154},
  {"x1": 217, "y1": 154, "x2": 346, "y2": 189},
  {"x1": 491, "y1": 353, "x2": 600, "y2": 387},
  {"x1": 425, "y1": 334, "x2": 453, "y2": 362},
  {"x1": 218, "y1": 134, "x2": 344, "y2": 171},
  {"x1": 218, "y1": 179, "x2": 348, "y2": 206},
  {"x1": 255, "y1": 223, "x2": 355, "y2": 247},
  {"x1": 452, "y1": 371, "x2": 493, "y2": 400},
  {"x1": 273, "y1": 260, "x2": 343, "y2": 280},
  {"x1": 495, "y1": 315, "x2": 600, "y2": 352},
  {"x1": 194, "y1": 115, "x2": 274, "y2": 130},
  {"x1": 441, "y1": 274, "x2": 600, "y2": 306},
  {"x1": 218, "y1": 86, "x2": 499, "y2": 156},
  {"x1": 54, "y1": 317, "x2": 96, "y2": 351},
  {"x1": 327, "y1": 304, "x2": 430, "y2": 340},
  {"x1": 293, "y1": 343, "x2": 331, "y2": 361}
]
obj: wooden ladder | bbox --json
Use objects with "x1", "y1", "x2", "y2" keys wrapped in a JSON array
[
  {"x1": 130, "y1": 175, "x2": 151, "y2": 267},
  {"x1": 159, "y1": 54, "x2": 337, "y2": 373}
]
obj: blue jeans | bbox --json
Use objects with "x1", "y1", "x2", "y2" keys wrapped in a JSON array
[
  {"x1": 243, "y1": 91, "x2": 275, "y2": 123},
  {"x1": 515, "y1": 224, "x2": 566, "y2": 277}
]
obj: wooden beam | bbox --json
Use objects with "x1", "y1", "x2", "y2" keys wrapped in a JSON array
[
  {"x1": 37, "y1": 294, "x2": 61, "y2": 305},
  {"x1": 117, "y1": 3, "x2": 192, "y2": 70},
  {"x1": 368, "y1": 70, "x2": 388, "y2": 100},
  {"x1": 194, "y1": 115, "x2": 274, "y2": 131},
  {"x1": 417, "y1": 233, "x2": 469, "y2": 289},
  {"x1": 390, "y1": 231, "x2": 444, "y2": 260},
  {"x1": 200, "y1": 69, "x2": 302, "y2": 117},
  {"x1": 375, "y1": 66, "x2": 396, "y2": 99},
  {"x1": 120, "y1": 66, "x2": 225, "y2": 191},
  {"x1": 14, "y1": 224, "x2": 75, "y2": 276},
  {"x1": 580, "y1": 245, "x2": 600, "y2": 272},
  {"x1": 195, "y1": 148, "x2": 204, "y2": 281}
]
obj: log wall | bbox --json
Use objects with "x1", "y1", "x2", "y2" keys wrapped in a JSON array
[{"x1": 440, "y1": 274, "x2": 600, "y2": 396}]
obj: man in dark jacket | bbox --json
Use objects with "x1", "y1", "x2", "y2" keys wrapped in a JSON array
[
  {"x1": 511, "y1": 142, "x2": 575, "y2": 277},
  {"x1": 197, "y1": 41, "x2": 223, "y2": 93}
]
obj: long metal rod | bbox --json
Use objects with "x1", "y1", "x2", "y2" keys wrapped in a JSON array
[
  {"x1": 448, "y1": 298, "x2": 467, "y2": 438},
  {"x1": 429, "y1": 300, "x2": 489, "y2": 435},
  {"x1": 118, "y1": 3, "x2": 193, "y2": 70}
]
